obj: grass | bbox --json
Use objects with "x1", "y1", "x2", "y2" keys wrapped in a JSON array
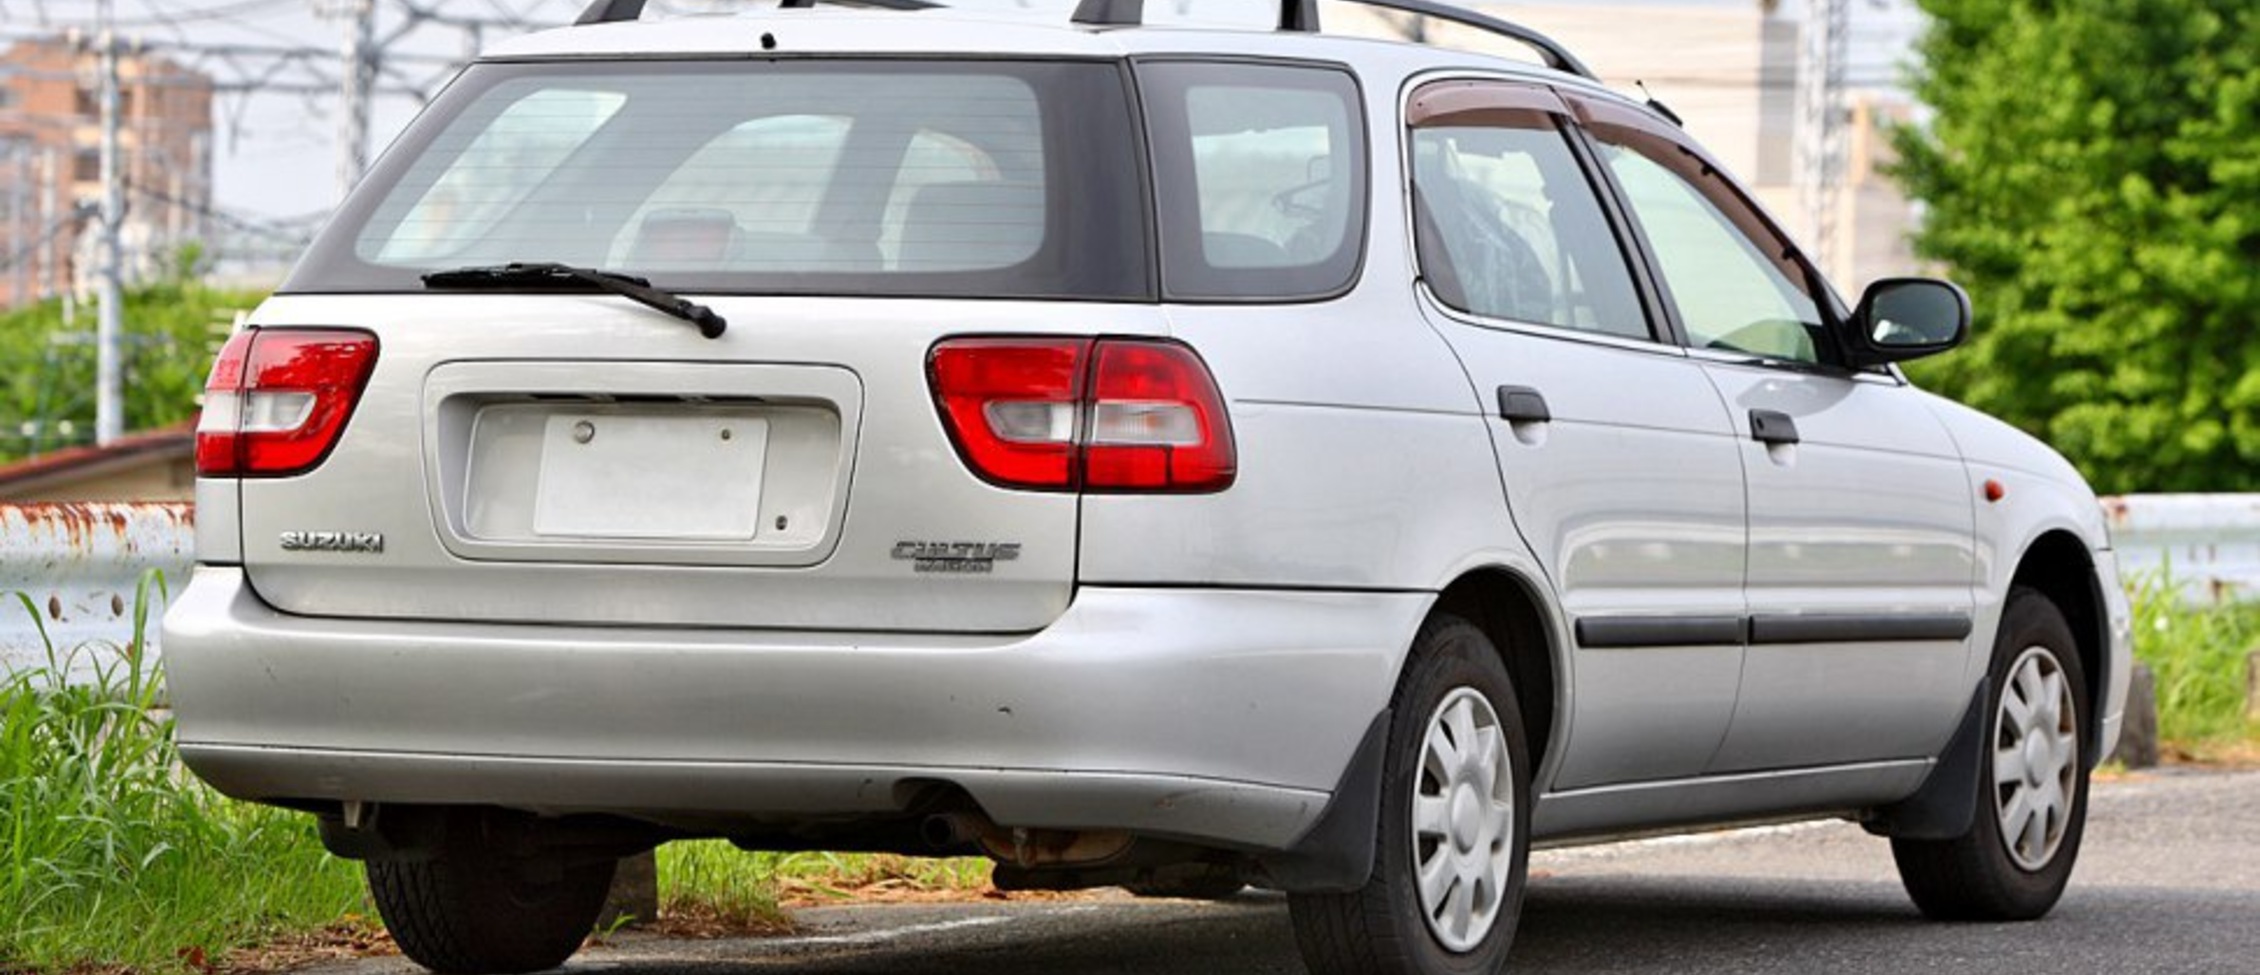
[
  {"x1": 0, "y1": 578, "x2": 364, "y2": 973},
  {"x1": 2128, "y1": 573, "x2": 2260, "y2": 753}
]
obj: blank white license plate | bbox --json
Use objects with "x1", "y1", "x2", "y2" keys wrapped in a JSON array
[{"x1": 532, "y1": 413, "x2": 768, "y2": 540}]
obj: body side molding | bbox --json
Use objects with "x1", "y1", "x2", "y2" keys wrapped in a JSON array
[{"x1": 1574, "y1": 612, "x2": 1974, "y2": 649}]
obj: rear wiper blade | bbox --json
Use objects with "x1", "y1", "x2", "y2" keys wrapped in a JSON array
[{"x1": 422, "y1": 262, "x2": 727, "y2": 339}]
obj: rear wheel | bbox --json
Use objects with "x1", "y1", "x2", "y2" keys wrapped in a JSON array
[
  {"x1": 1289, "y1": 614, "x2": 1531, "y2": 975},
  {"x1": 1892, "y1": 587, "x2": 2090, "y2": 920},
  {"x1": 367, "y1": 815, "x2": 615, "y2": 974}
]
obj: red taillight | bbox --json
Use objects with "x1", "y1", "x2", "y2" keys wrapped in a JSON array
[
  {"x1": 928, "y1": 336, "x2": 1235, "y2": 493},
  {"x1": 929, "y1": 337, "x2": 1090, "y2": 490},
  {"x1": 196, "y1": 328, "x2": 379, "y2": 478},
  {"x1": 1083, "y1": 342, "x2": 1237, "y2": 492}
]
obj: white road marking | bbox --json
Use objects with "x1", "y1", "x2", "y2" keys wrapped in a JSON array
[{"x1": 769, "y1": 915, "x2": 1018, "y2": 948}]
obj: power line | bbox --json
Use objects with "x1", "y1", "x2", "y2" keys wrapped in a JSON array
[
  {"x1": 0, "y1": 214, "x2": 89, "y2": 276},
  {"x1": 110, "y1": 0, "x2": 305, "y2": 29},
  {"x1": 124, "y1": 178, "x2": 313, "y2": 246}
]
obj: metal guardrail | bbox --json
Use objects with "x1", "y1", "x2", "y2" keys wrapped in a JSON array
[
  {"x1": 0, "y1": 494, "x2": 2254, "y2": 685},
  {"x1": 2102, "y1": 494, "x2": 2260, "y2": 606},
  {"x1": 0, "y1": 503, "x2": 194, "y2": 685}
]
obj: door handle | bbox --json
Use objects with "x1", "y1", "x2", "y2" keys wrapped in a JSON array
[
  {"x1": 1750, "y1": 409, "x2": 1800, "y2": 445},
  {"x1": 1497, "y1": 386, "x2": 1552, "y2": 424}
]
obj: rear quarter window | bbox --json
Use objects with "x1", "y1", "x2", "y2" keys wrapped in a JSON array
[{"x1": 1139, "y1": 61, "x2": 1369, "y2": 302}]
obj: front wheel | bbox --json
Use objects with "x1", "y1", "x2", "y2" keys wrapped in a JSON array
[
  {"x1": 1289, "y1": 614, "x2": 1532, "y2": 975},
  {"x1": 1892, "y1": 587, "x2": 2090, "y2": 920}
]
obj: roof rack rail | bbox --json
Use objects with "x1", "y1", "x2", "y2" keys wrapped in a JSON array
[
  {"x1": 1071, "y1": 0, "x2": 1317, "y2": 31},
  {"x1": 1069, "y1": 0, "x2": 1596, "y2": 81},
  {"x1": 576, "y1": 0, "x2": 934, "y2": 26}
]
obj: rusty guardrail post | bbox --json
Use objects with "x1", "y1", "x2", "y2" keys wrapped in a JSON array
[
  {"x1": 601, "y1": 851, "x2": 660, "y2": 929},
  {"x1": 2110, "y1": 664, "x2": 2161, "y2": 769},
  {"x1": 2247, "y1": 650, "x2": 2260, "y2": 724}
]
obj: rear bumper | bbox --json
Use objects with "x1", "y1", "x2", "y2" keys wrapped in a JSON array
[{"x1": 163, "y1": 567, "x2": 1422, "y2": 851}]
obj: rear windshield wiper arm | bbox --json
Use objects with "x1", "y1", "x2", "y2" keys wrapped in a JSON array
[{"x1": 422, "y1": 262, "x2": 727, "y2": 339}]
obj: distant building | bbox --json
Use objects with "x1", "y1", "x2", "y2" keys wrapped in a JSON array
[
  {"x1": 1835, "y1": 92, "x2": 1923, "y2": 286},
  {"x1": 0, "y1": 36, "x2": 216, "y2": 310},
  {"x1": 0, "y1": 419, "x2": 195, "y2": 502}
]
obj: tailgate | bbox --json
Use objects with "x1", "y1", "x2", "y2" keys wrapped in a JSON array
[{"x1": 232, "y1": 293, "x2": 1166, "y2": 633}]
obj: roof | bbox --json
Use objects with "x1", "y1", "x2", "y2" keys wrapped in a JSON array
[
  {"x1": 0, "y1": 419, "x2": 197, "y2": 499},
  {"x1": 480, "y1": 5, "x2": 1605, "y2": 96},
  {"x1": 487, "y1": 8, "x2": 1132, "y2": 60}
]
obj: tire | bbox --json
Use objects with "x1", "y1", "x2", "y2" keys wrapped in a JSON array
[
  {"x1": 1892, "y1": 586, "x2": 2090, "y2": 921},
  {"x1": 1289, "y1": 614, "x2": 1533, "y2": 975},
  {"x1": 367, "y1": 815, "x2": 616, "y2": 975},
  {"x1": 1123, "y1": 868, "x2": 1246, "y2": 901}
]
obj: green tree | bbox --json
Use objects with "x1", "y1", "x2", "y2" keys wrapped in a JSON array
[
  {"x1": 1894, "y1": 0, "x2": 2260, "y2": 493},
  {"x1": 0, "y1": 277, "x2": 263, "y2": 463}
]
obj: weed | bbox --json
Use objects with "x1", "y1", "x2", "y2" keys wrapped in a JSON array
[
  {"x1": 0, "y1": 575, "x2": 363, "y2": 972},
  {"x1": 652, "y1": 842, "x2": 993, "y2": 935},
  {"x1": 2127, "y1": 572, "x2": 2260, "y2": 744}
]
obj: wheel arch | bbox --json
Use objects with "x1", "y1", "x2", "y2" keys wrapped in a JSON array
[
  {"x1": 2008, "y1": 529, "x2": 2110, "y2": 767},
  {"x1": 1430, "y1": 566, "x2": 1566, "y2": 787}
]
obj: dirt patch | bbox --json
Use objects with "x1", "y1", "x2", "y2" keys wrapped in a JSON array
[
  {"x1": 633, "y1": 881, "x2": 1118, "y2": 942},
  {"x1": 779, "y1": 879, "x2": 1112, "y2": 909},
  {"x1": 2163, "y1": 738, "x2": 2260, "y2": 769},
  {"x1": 210, "y1": 920, "x2": 395, "y2": 974}
]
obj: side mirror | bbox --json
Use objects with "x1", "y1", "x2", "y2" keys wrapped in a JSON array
[{"x1": 1844, "y1": 278, "x2": 1970, "y2": 368}]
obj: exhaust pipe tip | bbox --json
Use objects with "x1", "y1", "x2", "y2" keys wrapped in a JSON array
[{"x1": 921, "y1": 813, "x2": 984, "y2": 850}]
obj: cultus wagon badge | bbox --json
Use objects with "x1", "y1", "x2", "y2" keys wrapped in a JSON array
[{"x1": 891, "y1": 541, "x2": 1021, "y2": 574}]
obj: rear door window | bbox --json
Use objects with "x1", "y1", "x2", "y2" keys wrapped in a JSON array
[
  {"x1": 1407, "y1": 84, "x2": 1651, "y2": 340},
  {"x1": 1139, "y1": 61, "x2": 1368, "y2": 301}
]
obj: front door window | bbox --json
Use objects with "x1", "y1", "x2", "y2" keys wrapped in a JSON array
[{"x1": 1589, "y1": 123, "x2": 1830, "y2": 364}]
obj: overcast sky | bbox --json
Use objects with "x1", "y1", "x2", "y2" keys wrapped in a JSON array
[{"x1": 1, "y1": 0, "x2": 1924, "y2": 228}]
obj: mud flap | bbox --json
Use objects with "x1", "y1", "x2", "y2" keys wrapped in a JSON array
[
  {"x1": 1252, "y1": 709, "x2": 1389, "y2": 892},
  {"x1": 1864, "y1": 679, "x2": 1989, "y2": 840}
]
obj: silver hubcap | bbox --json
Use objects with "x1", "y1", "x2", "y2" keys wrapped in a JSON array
[
  {"x1": 1994, "y1": 646, "x2": 2079, "y2": 871},
  {"x1": 1412, "y1": 687, "x2": 1516, "y2": 953}
]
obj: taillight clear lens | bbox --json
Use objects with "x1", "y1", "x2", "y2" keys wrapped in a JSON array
[
  {"x1": 195, "y1": 328, "x2": 380, "y2": 478},
  {"x1": 927, "y1": 336, "x2": 1235, "y2": 494},
  {"x1": 1084, "y1": 341, "x2": 1236, "y2": 492}
]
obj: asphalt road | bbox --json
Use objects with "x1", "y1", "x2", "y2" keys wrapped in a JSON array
[{"x1": 312, "y1": 769, "x2": 2260, "y2": 975}]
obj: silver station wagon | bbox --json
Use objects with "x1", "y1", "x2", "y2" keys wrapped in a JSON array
[{"x1": 164, "y1": 1, "x2": 2134, "y2": 972}]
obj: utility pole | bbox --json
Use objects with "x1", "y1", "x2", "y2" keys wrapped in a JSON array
[
  {"x1": 95, "y1": 0, "x2": 126, "y2": 446},
  {"x1": 334, "y1": 0, "x2": 378, "y2": 202},
  {"x1": 7, "y1": 142, "x2": 25, "y2": 308},
  {"x1": 1794, "y1": 0, "x2": 1850, "y2": 281},
  {"x1": 36, "y1": 147, "x2": 56, "y2": 302}
]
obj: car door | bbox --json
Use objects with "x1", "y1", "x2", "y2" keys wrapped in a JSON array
[
  {"x1": 1406, "y1": 80, "x2": 1747, "y2": 790},
  {"x1": 1569, "y1": 94, "x2": 1979, "y2": 772}
]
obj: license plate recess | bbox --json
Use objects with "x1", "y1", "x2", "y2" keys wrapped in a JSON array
[{"x1": 532, "y1": 412, "x2": 769, "y2": 540}]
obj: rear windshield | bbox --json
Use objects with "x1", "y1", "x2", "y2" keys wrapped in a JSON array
[{"x1": 284, "y1": 59, "x2": 1151, "y2": 300}]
